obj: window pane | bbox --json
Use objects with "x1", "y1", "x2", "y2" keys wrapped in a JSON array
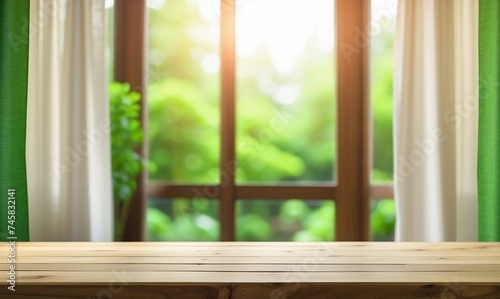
[
  {"x1": 236, "y1": 0, "x2": 336, "y2": 183},
  {"x1": 105, "y1": 0, "x2": 114, "y2": 83},
  {"x1": 236, "y1": 199, "x2": 335, "y2": 241},
  {"x1": 147, "y1": 0, "x2": 220, "y2": 183},
  {"x1": 147, "y1": 198, "x2": 219, "y2": 241},
  {"x1": 370, "y1": 199, "x2": 396, "y2": 241},
  {"x1": 371, "y1": 0, "x2": 396, "y2": 183}
]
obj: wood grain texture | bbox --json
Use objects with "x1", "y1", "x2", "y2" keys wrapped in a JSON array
[
  {"x1": 1, "y1": 284, "x2": 499, "y2": 299},
  {"x1": 0, "y1": 242, "x2": 499, "y2": 298}
]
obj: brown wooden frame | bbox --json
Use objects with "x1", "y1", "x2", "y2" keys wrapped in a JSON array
[
  {"x1": 114, "y1": 0, "x2": 148, "y2": 241},
  {"x1": 116, "y1": 0, "x2": 395, "y2": 241},
  {"x1": 336, "y1": 0, "x2": 370, "y2": 240}
]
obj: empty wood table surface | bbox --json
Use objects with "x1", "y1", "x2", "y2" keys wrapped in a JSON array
[{"x1": 0, "y1": 242, "x2": 499, "y2": 298}]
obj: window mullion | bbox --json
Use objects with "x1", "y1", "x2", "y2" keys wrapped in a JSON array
[
  {"x1": 220, "y1": 0, "x2": 237, "y2": 241},
  {"x1": 114, "y1": 0, "x2": 147, "y2": 241},
  {"x1": 336, "y1": 0, "x2": 371, "y2": 241}
]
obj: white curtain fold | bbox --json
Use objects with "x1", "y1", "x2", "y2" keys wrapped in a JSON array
[
  {"x1": 394, "y1": 0, "x2": 478, "y2": 241},
  {"x1": 27, "y1": 0, "x2": 113, "y2": 241}
]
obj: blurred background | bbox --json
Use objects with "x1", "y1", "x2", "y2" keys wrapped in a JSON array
[{"x1": 107, "y1": 0, "x2": 396, "y2": 241}]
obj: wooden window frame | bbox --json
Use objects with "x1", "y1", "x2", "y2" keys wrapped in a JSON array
[
  {"x1": 115, "y1": 0, "x2": 394, "y2": 241},
  {"x1": 114, "y1": 0, "x2": 148, "y2": 241}
]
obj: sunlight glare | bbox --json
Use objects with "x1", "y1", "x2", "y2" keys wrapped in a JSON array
[
  {"x1": 202, "y1": 53, "x2": 220, "y2": 74},
  {"x1": 147, "y1": 0, "x2": 167, "y2": 10},
  {"x1": 274, "y1": 84, "x2": 301, "y2": 105},
  {"x1": 105, "y1": 0, "x2": 114, "y2": 9},
  {"x1": 236, "y1": 0, "x2": 334, "y2": 75},
  {"x1": 199, "y1": 0, "x2": 219, "y2": 21}
]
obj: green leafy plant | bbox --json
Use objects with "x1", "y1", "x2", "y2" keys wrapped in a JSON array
[
  {"x1": 109, "y1": 82, "x2": 144, "y2": 240},
  {"x1": 371, "y1": 199, "x2": 396, "y2": 241}
]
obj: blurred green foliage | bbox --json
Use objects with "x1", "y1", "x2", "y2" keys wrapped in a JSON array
[
  {"x1": 371, "y1": 199, "x2": 396, "y2": 241},
  {"x1": 109, "y1": 82, "x2": 145, "y2": 240},
  {"x1": 148, "y1": 198, "x2": 220, "y2": 241},
  {"x1": 145, "y1": 0, "x2": 396, "y2": 241}
]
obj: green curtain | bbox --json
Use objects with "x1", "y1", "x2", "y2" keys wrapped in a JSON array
[
  {"x1": 479, "y1": 0, "x2": 500, "y2": 241},
  {"x1": 0, "y1": 0, "x2": 30, "y2": 241}
]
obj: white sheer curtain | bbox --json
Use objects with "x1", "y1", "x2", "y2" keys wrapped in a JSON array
[
  {"x1": 394, "y1": 0, "x2": 478, "y2": 241},
  {"x1": 27, "y1": 0, "x2": 113, "y2": 241}
]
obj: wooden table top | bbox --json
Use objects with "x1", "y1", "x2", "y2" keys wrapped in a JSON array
[{"x1": 1, "y1": 242, "x2": 499, "y2": 285}]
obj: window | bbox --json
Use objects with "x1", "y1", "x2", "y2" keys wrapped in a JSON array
[
  {"x1": 370, "y1": 0, "x2": 396, "y2": 241},
  {"x1": 113, "y1": 0, "x2": 396, "y2": 241}
]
